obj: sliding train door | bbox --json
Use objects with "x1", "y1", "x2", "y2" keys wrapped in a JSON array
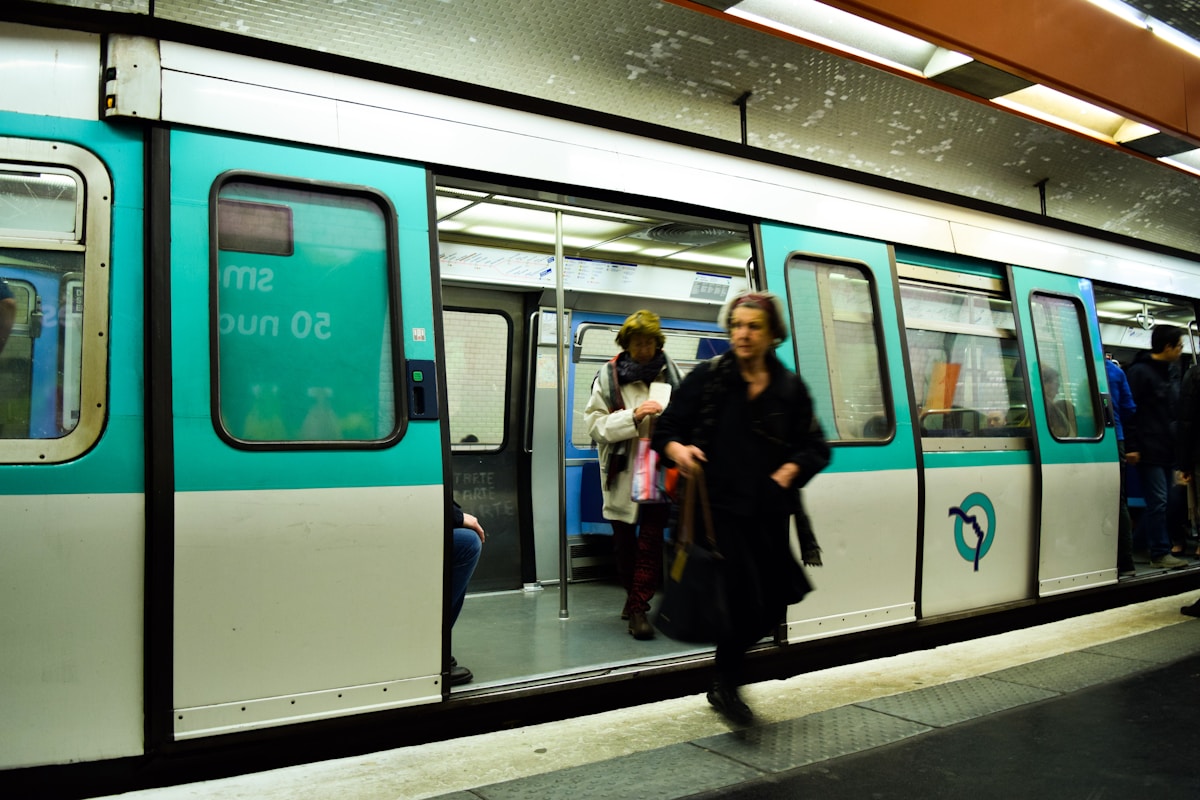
[
  {"x1": 759, "y1": 223, "x2": 920, "y2": 641},
  {"x1": 440, "y1": 286, "x2": 533, "y2": 591},
  {"x1": 166, "y1": 130, "x2": 447, "y2": 740},
  {"x1": 1009, "y1": 267, "x2": 1116, "y2": 594}
]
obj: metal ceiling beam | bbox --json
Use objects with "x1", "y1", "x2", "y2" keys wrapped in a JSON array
[{"x1": 802, "y1": 0, "x2": 1200, "y2": 148}]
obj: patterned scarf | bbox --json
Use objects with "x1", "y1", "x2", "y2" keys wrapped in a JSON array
[{"x1": 615, "y1": 350, "x2": 666, "y2": 385}]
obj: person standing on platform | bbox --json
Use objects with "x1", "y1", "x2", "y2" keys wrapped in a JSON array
[
  {"x1": 585, "y1": 309, "x2": 682, "y2": 639},
  {"x1": 1125, "y1": 325, "x2": 1188, "y2": 570},
  {"x1": 653, "y1": 290, "x2": 829, "y2": 725},
  {"x1": 447, "y1": 500, "x2": 484, "y2": 685},
  {"x1": 1105, "y1": 355, "x2": 1137, "y2": 576}
]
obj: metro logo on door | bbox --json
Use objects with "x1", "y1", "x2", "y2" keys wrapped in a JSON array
[{"x1": 949, "y1": 492, "x2": 996, "y2": 572}]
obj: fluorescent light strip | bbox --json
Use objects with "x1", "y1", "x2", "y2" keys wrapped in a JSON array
[
  {"x1": 1084, "y1": 0, "x2": 1149, "y2": 27},
  {"x1": 1149, "y1": 18, "x2": 1200, "y2": 60},
  {"x1": 727, "y1": 7, "x2": 923, "y2": 76}
]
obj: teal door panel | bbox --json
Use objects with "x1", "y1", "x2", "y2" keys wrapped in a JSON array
[
  {"x1": 1009, "y1": 266, "x2": 1119, "y2": 594},
  {"x1": 759, "y1": 222, "x2": 919, "y2": 640},
  {"x1": 168, "y1": 131, "x2": 448, "y2": 731}
]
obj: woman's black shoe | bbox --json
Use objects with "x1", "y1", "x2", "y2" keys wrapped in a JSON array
[
  {"x1": 449, "y1": 656, "x2": 473, "y2": 685},
  {"x1": 707, "y1": 682, "x2": 754, "y2": 725}
]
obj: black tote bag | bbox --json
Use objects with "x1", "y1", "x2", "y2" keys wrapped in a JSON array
[{"x1": 653, "y1": 467, "x2": 731, "y2": 643}]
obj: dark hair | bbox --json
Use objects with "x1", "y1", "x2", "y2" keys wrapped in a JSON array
[{"x1": 1151, "y1": 324, "x2": 1184, "y2": 354}]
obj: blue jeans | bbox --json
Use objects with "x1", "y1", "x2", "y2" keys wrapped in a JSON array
[
  {"x1": 1136, "y1": 464, "x2": 1174, "y2": 559},
  {"x1": 450, "y1": 527, "x2": 482, "y2": 627}
]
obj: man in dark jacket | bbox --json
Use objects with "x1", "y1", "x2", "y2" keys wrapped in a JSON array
[{"x1": 1125, "y1": 325, "x2": 1188, "y2": 570}]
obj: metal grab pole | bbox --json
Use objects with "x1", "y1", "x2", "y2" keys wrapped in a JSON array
[{"x1": 555, "y1": 211, "x2": 569, "y2": 619}]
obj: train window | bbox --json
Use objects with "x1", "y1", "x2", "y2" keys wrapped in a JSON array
[
  {"x1": 444, "y1": 310, "x2": 510, "y2": 451},
  {"x1": 0, "y1": 144, "x2": 109, "y2": 463},
  {"x1": 786, "y1": 258, "x2": 890, "y2": 442},
  {"x1": 900, "y1": 281, "x2": 1030, "y2": 446},
  {"x1": 1029, "y1": 293, "x2": 1101, "y2": 440},
  {"x1": 212, "y1": 178, "x2": 401, "y2": 446},
  {"x1": 0, "y1": 168, "x2": 82, "y2": 242},
  {"x1": 571, "y1": 323, "x2": 728, "y2": 449}
]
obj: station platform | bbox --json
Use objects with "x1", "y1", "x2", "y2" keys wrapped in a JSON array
[{"x1": 95, "y1": 592, "x2": 1200, "y2": 800}]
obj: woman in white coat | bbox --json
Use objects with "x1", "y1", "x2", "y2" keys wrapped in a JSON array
[{"x1": 584, "y1": 310, "x2": 682, "y2": 639}]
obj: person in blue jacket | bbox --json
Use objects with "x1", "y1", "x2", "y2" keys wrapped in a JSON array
[{"x1": 1105, "y1": 355, "x2": 1136, "y2": 576}]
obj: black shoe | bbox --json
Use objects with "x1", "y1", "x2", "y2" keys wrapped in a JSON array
[
  {"x1": 706, "y1": 682, "x2": 754, "y2": 726},
  {"x1": 449, "y1": 656, "x2": 473, "y2": 686},
  {"x1": 1182, "y1": 602, "x2": 1200, "y2": 618}
]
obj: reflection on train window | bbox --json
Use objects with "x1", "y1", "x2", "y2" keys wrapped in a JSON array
[
  {"x1": 900, "y1": 281, "x2": 1031, "y2": 445},
  {"x1": 213, "y1": 179, "x2": 399, "y2": 445},
  {"x1": 0, "y1": 165, "x2": 87, "y2": 441},
  {"x1": 786, "y1": 258, "x2": 889, "y2": 442},
  {"x1": 1030, "y1": 293, "x2": 1101, "y2": 440},
  {"x1": 571, "y1": 322, "x2": 728, "y2": 449},
  {"x1": 444, "y1": 310, "x2": 510, "y2": 451}
]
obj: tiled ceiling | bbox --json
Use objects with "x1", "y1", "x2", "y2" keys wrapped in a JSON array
[
  {"x1": 1124, "y1": 0, "x2": 1200, "y2": 43},
  {"x1": 16, "y1": 0, "x2": 1200, "y2": 258}
]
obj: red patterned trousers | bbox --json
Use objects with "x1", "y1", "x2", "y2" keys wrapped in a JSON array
[{"x1": 612, "y1": 503, "x2": 668, "y2": 615}]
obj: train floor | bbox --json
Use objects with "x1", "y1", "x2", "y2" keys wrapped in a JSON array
[{"x1": 91, "y1": 586, "x2": 1200, "y2": 800}]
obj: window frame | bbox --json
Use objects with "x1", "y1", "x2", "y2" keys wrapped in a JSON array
[
  {"x1": 0, "y1": 139, "x2": 110, "y2": 464},
  {"x1": 784, "y1": 253, "x2": 895, "y2": 446},
  {"x1": 1028, "y1": 290, "x2": 1105, "y2": 443}
]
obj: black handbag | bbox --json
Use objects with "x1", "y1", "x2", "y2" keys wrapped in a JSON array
[{"x1": 653, "y1": 466, "x2": 731, "y2": 643}]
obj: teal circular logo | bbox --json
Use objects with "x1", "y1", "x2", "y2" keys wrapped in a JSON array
[{"x1": 948, "y1": 492, "x2": 996, "y2": 571}]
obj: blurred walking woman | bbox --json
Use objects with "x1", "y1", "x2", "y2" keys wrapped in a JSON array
[
  {"x1": 585, "y1": 310, "x2": 682, "y2": 639},
  {"x1": 652, "y1": 290, "x2": 829, "y2": 724}
]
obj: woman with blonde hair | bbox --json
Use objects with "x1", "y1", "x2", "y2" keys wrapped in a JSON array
[{"x1": 585, "y1": 309, "x2": 682, "y2": 639}]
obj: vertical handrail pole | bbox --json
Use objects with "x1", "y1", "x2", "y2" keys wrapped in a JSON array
[{"x1": 555, "y1": 211, "x2": 570, "y2": 619}]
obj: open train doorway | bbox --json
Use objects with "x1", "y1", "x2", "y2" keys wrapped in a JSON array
[{"x1": 434, "y1": 178, "x2": 752, "y2": 686}]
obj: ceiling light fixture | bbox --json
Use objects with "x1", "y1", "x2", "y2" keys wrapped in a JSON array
[{"x1": 1083, "y1": 0, "x2": 1149, "y2": 28}]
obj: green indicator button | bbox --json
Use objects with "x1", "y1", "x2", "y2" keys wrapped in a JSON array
[{"x1": 412, "y1": 370, "x2": 424, "y2": 382}]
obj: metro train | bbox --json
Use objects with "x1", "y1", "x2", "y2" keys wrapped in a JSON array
[{"x1": 5, "y1": 18, "x2": 1200, "y2": 793}]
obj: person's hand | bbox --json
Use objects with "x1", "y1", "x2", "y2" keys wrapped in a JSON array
[
  {"x1": 633, "y1": 400, "x2": 663, "y2": 424},
  {"x1": 801, "y1": 545, "x2": 823, "y2": 567},
  {"x1": 1125, "y1": 451, "x2": 1140, "y2": 465},
  {"x1": 463, "y1": 512, "x2": 486, "y2": 543},
  {"x1": 771, "y1": 463, "x2": 800, "y2": 489},
  {"x1": 665, "y1": 441, "x2": 706, "y2": 478}
]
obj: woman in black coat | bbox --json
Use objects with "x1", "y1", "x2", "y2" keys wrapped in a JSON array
[{"x1": 653, "y1": 290, "x2": 829, "y2": 725}]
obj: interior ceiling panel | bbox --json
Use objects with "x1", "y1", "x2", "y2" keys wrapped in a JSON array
[{"x1": 43, "y1": 0, "x2": 1200, "y2": 256}]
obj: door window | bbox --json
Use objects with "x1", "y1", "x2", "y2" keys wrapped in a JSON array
[
  {"x1": 443, "y1": 309, "x2": 510, "y2": 451},
  {"x1": 786, "y1": 257, "x2": 890, "y2": 441},
  {"x1": 1029, "y1": 293, "x2": 1101, "y2": 440},
  {"x1": 212, "y1": 177, "x2": 401, "y2": 446}
]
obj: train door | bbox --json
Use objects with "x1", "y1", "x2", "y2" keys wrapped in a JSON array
[
  {"x1": 0, "y1": 132, "x2": 144, "y2": 768},
  {"x1": 1009, "y1": 267, "x2": 1116, "y2": 594},
  {"x1": 758, "y1": 223, "x2": 921, "y2": 641},
  {"x1": 166, "y1": 130, "x2": 447, "y2": 740},
  {"x1": 892, "y1": 258, "x2": 1039, "y2": 616},
  {"x1": 441, "y1": 286, "x2": 533, "y2": 591}
]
